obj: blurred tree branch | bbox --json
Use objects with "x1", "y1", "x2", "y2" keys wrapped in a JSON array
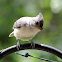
[{"x1": 0, "y1": 43, "x2": 62, "y2": 59}]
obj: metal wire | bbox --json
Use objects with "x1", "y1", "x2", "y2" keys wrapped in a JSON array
[{"x1": 14, "y1": 52, "x2": 61, "y2": 62}]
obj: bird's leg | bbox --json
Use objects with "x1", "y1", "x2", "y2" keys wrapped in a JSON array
[
  {"x1": 17, "y1": 40, "x2": 20, "y2": 50},
  {"x1": 31, "y1": 41, "x2": 35, "y2": 48}
]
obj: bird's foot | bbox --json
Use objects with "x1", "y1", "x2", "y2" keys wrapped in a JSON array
[
  {"x1": 17, "y1": 40, "x2": 20, "y2": 50},
  {"x1": 31, "y1": 41, "x2": 35, "y2": 48}
]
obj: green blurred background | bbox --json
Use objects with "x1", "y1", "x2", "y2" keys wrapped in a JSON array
[{"x1": 0, "y1": 0, "x2": 62, "y2": 62}]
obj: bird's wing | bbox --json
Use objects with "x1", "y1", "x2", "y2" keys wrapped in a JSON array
[
  {"x1": 13, "y1": 17, "x2": 32, "y2": 29},
  {"x1": 13, "y1": 19, "x2": 22, "y2": 29}
]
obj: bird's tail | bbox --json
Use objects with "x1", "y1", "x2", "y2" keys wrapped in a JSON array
[{"x1": 9, "y1": 31, "x2": 14, "y2": 37}]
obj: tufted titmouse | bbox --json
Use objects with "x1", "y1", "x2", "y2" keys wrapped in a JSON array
[{"x1": 9, "y1": 13, "x2": 44, "y2": 49}]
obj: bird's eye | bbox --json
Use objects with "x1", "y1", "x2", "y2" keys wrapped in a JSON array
[{"x1": 36, "y1": 22, "x2": 39, "y2": 25}]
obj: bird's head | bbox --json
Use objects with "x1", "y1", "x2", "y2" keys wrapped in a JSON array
[{"x1": 34, "y1": 13, "x2": 44, "y2": 30}]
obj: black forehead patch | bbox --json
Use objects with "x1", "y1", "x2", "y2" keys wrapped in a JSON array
[{"x1": 40, "y1": 20, "x2": 44, "y2": 28}]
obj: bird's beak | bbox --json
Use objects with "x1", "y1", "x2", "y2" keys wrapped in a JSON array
[{"x1": 38, "y1": 26, "x2": 43, "y2": 30}]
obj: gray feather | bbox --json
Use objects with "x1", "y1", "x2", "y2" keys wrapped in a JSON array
[{"x1": 13, "y1": 20, "x2": 22, "y2": 29}]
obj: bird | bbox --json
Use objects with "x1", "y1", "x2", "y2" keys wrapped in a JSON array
[{"x1": 9, "y1": 13, "x2": 44, "y2": 50}]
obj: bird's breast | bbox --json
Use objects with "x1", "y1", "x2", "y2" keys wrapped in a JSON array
[{"x1": 14, "y1": 27, "x2": 40, "y2": 41}]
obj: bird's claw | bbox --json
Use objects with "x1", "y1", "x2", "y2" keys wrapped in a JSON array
[
  {"x1": 17, "y1": 41, "x2": 20, "y2": 50},
  {"x1": 31, "y1": 41, "x2": 35, "y2": 48}
]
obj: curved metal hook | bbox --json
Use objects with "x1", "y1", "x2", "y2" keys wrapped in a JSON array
[{"x1": 0, "y1": 43, "x2": 62, "y2": 59}]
